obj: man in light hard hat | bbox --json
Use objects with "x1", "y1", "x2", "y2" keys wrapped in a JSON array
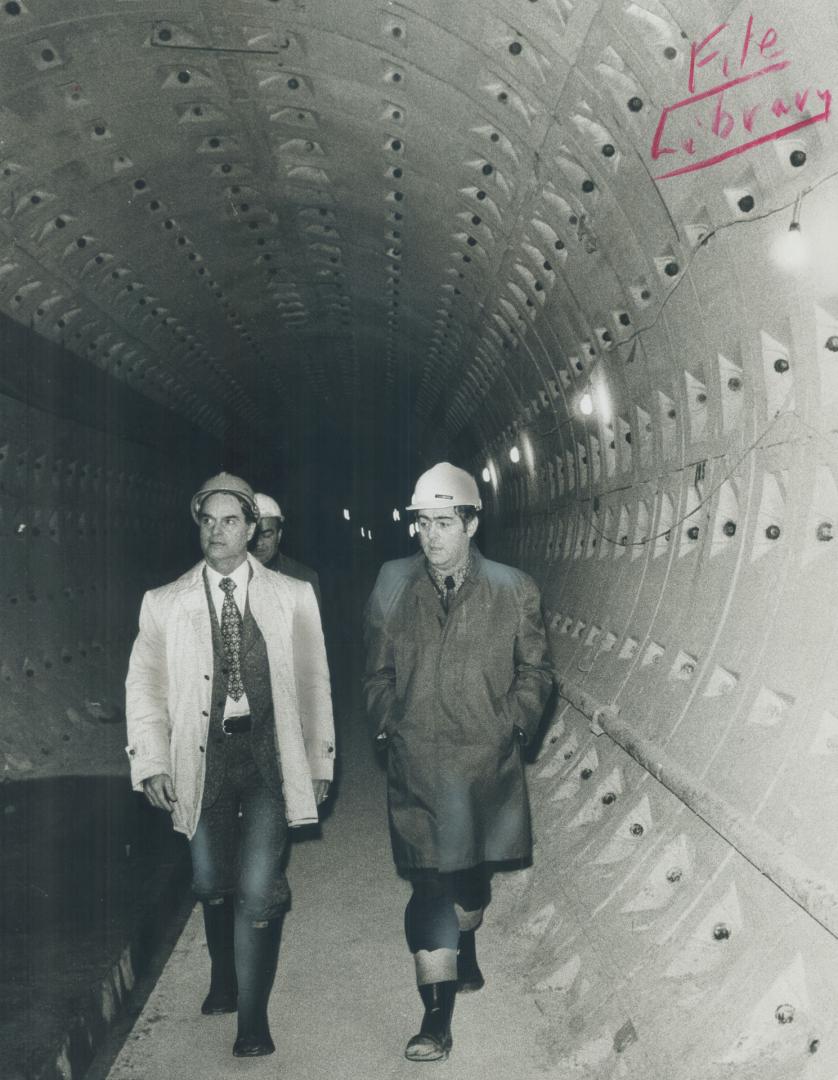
[
  {"x1": 363, "y1": 462, "x2": 553, "y2": 1062},
  {"x1": 125, "y1": 472, "x2": 335, "y2": 1059},
  {"x1": 250, "y1": 492, "x2": 322, "y2": 612}
]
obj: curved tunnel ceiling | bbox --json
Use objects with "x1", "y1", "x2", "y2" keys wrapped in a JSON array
[
  {"x1": 4, "y1": 1, "x2": 838, "y2": 1075},
  {"x1": 5, "y1": 0, "x2": 832, "y2": 477}
]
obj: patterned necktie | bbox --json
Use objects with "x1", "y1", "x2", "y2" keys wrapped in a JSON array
[{"x1": 219, "y1": 578, "x2": 244, "y2": 701}]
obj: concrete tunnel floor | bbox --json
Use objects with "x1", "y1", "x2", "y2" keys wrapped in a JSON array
[{"x1": 102, "y1": 680, "x2": 552, "y2": 1080}]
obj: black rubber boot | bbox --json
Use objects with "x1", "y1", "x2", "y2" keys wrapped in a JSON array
[
  {"x1": 200, "y1": 898, "x2": 237, "y2": 1015},
  {"x1": 232, "y1": 914, "x2": 282, "y2": 1057},
  {"x1": 456, "y1": 929, "x2": 485, "y2": 992},
  {"x1": 405, "y1": 981, "x2": 457, "y2": 1062}
]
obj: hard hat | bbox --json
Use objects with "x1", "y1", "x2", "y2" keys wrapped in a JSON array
[
  {"x1": 255, "y1": 493, "x2": 285, "y2": 522},
  {"x1": 190, "y1": 472, "x2": 260, "y2": 524},
  {"x1": 406, "y1": 462, "x2": 482, "y2": 511}
]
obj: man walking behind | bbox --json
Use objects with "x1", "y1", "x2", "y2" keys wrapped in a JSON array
[
  {"x1": 363, "y1": 462, "x2": 553, "y2": 1062},
  {"x1": 251, "y1": 491, "x2": 322, "y2": 611},
  {"x1": 125, "y1": 472, "x2": 334, "y2": 1058}
]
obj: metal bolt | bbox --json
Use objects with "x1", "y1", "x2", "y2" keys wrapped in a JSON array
[
  {"x1": 774, "y1": 357, "x2": 789, "y2": 373},
  {"x1": 775, "y1": 1004, "x2": 795, "y2": 1025},
  {"x1": 765, "y1": 524, "x2": 781, "y2": 540},
  {"x1": 817, "y1": 522, "x2": 833, "y2": 542},
  {"x1": 665, "y1": 867, "x2": 682, "y2": 883},
  {"x1": 712, "y1": 923, "x2": 730, "y2": 941},
  {"x1": 629, "y1": 823, "x2": 644, "y2": 837},
  {"x1": 723, "y1": 520, "x2": 737, "y2": 537},
  {"x1": 581, "y1": 767, "x2": 593, "y2": 780}
]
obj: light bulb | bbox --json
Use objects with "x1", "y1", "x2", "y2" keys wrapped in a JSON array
[
  {"x1": 482, "y1": 466, "x2": 491, "y2": 483},
  {"x1": 509, "y1": 446, "x2": 521, "y2": 463},
  {"x1": 772, "y1": 221, "x2": 809, "y2": 271},
  {"x1": 579, "y1": 392, "x2": 594, "y2": 416}
]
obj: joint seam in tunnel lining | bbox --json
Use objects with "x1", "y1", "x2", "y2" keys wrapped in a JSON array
[{"x1": 571, "y1": 387, "x2": 800, "y2": 549}]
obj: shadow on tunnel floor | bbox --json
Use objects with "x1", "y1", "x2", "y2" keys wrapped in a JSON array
[{"x1": 0, "y1": 775, "x2": 191, "y2": 1080}]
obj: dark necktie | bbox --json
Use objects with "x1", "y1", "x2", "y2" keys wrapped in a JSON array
[
  {"x1": 442, "y1": 575, "x2": 456, "y2": 613},
  {"x1": 219, "y1": 578, "x2": 244, "y2": 701}
]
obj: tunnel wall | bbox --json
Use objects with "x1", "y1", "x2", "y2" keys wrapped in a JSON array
[
  {"x1": 476, "y1": 247, "x2": 838, "y2": 1076},
  {"x1": 453, "y1": 3, "x2": 838, "y2": 1075},
  {"x1": 0, "y1": 317, "x2": 220, "y2": 781},
  {"x1": 0, "y1": 0, "x2": 834, "y2": 1074}
]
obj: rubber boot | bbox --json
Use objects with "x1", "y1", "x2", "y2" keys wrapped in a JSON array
[
  {"x1": 232, "y1": 913, "x2": 282, "y2": 1057},
  {"x1": 456, "y1": 929, "x2": 485, "y2": 992},
  {"x1": 200, "y1": 898, "x2": 237, "y2": 1015},
  {"x1": 404, "y1": 981, "x2": 457, "y2": 1062}
]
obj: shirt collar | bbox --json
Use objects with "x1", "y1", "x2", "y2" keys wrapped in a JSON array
[
  {"x1": 204, "y1": 556, "x2": 251, "y2": 595},
  {"x1": 426, "y1": 549, "x2": 473, "y2": 597}
]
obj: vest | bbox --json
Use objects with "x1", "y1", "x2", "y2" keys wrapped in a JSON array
[{"x1": 201, "y1": 573, "x2": 283, "y2": 807}]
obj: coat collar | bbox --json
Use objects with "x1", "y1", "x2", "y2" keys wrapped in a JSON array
[
  {"x1": 407, "y1": 544, "x2": 484, "y2": 611},
  {"x1": 171, "y1": 554, "x2": 268, "y2": 612},
  {"x1": 176, "y1": 554, "x2": 286, "y2": 655}
]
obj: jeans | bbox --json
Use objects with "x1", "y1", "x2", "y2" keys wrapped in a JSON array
[
  {"x1": 190, "y1": 734, "x2": 290, "y2": 921},
  {"x1": 405, "y1": 866, "x2": 490, "y2": 953}
]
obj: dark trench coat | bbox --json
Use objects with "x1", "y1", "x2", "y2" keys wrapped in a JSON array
[{"x1": 363, "y1": 546, "x2": 554, "y2": 873}]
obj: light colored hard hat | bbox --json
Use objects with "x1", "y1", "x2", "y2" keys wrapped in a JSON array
[
  {"x1": 190, "y1": 472, "x2": 260, "y2": 524},
  {"x1": 255, "y1": 493, "x2": 285, "y2": 522},
  {"x1": 406, "y1": 462, "x2": 482, "y2": 511}
]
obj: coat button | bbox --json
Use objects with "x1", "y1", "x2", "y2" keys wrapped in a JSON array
[
  {"x1": 201, "y1": 710, "x2": 209, "y2": 717},
  {"x1": 199, "y1": 745, "x2": 205, "y2": 753},
  {"x1": 204, "y1": 674, "x2": 210, "y2": 681},
  {"x1": 128, "y1": 747, "x2": 136, "y2": 757}
]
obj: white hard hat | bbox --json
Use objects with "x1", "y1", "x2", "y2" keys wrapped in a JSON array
[
  {"x1": 191, "y1": 472, "x2": 260, "y2": 524},
  {"x1": 254, "y1": 493, "x2": 285, "y2": 522},
  {"x1": 406, "y1": 462, "x2": 482, "y2": 511}
]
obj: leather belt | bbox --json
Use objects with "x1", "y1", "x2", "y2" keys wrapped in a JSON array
[{"x1": 221, "y1": 714, "x2": 252, "y2": 735}]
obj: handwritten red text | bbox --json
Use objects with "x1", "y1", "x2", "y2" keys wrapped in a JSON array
[{"x1": 652, "y1": 15, "x2": 831, "y2": 180}]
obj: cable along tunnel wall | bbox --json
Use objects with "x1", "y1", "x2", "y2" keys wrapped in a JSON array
[
  {"x1": 473, "y1": 309, "x2": 838, "y2": 1075},
  {"x1": 468, "y1": 232, "x2": 838, "y2": 1068}
]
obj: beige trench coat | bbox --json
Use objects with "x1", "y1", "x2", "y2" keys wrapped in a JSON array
[{"x1": 125, "y1": 554, "x2": 335, "y2": 838}]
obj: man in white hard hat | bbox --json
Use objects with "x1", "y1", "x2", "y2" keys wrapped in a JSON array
[
  {"x1": 250, "y1": 492, "x2": 322, "y2": 611},
  {"x1": 363, "y1": 462, "x2": 553, "y2": 1062},
  {"x1": 125, "y1": 472, "x2": 335, "y2": 1059}
]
